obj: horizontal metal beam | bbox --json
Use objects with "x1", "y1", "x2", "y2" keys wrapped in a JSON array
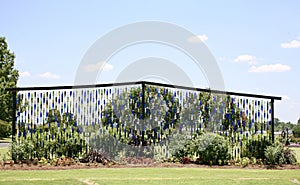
[
  {"x1": 6, "y1": 81, "x2": 140, "y2": 91},
  {"x1": 139, "y1": 81, "x2": 282, "y2": 101},
  {"x1": 7, "y1": 80, "x2": 281, "y2": 101}
]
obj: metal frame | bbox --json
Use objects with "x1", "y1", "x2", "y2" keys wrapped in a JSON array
[{"x1": 7, "y1": 81, "x2": 281, "y2": 143}]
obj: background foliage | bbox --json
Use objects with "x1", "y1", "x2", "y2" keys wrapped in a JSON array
[{"x1": 0, "y1": 37, "x2": 19, "y2": 138}]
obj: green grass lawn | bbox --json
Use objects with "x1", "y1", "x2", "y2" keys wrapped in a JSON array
[
  {"x1": 0, "y1": 147, "x2": 9, "y2": 160},
  {"x1": 291, "y1": 147, "x2": 300, "y2": 162},
  {"x1": 0, "y1": 146, "x2": 299, "y2": 185},
  {"x1": 0, "y1": 168, "x2": 299, "y2": 185},
  {"x1": 0, "y1": 136, "x2": 11, "y2": 160}
]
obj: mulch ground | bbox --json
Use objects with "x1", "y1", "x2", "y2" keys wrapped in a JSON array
[{"x1": 1, "y1": 163, "x2": 299, "y2": 170}]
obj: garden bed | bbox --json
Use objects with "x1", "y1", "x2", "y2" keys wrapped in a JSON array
[{"x1": 1, "y1": 162, "x2": 299, "y2": 171}]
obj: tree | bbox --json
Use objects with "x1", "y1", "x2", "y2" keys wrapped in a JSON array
[
  {"x1": 293, "y1": 124, "x2": 300, "y2": 138},
  {"x1": 0, "y1": 37, "x2": 19, "y2": 138},
  {"x1": 101, "y1": 86, "x2": 181, "y2": 146},
  {"x1": 293, "y1": 119, "x2": 300, "y2": 138},
  {"x1": 274, "y1": 118, "x2": 280, "y2": 127},
  {"x1": 273, "y1": 118, "x2": 294, "y2": 132}
]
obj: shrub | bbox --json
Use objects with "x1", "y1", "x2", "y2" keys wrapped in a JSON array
[
  {"x1": 242, "y1": 139, "x2": 272, "y2": 159},
  {"x1": 182, "y1": 157, "x2": 191, "y2": 164},
  {"x1": 241, "y1": 157, "x2": 250, "y2": 167},
  {"x1": 169, "y1": 134, "x2": 194, "y2": 160},
  {"x1": 38, "y1": 157, "x2": 48, "y2": 166},
  {"x1": 250, "y1": 157, "x2": 257, "y2": 165},
  {"x1": 9, "y1": 111, "x2": 86, "y2": 162},
  {"x1": 170, "y1": 133, "x2": 230, "y2": 165},
  {"x1": 264, "y1": 144, "x2": 281, "y2": 165},
  {"x1": 282, "y1": 147, "x2": 297, "y2": 164},
  {"x1": 80, "y1": 149, "x2": 113, "y2": 165},
  {"x1": 256, "y1": 158, "x2": 263, "y2": 165},
  {"x1": 264, "y1": 142, "x2": 297, "y2": 165},
  {"x1": 195, "y1": 133, "x2": 230, "y2": 165},
  {"x1": 9, "y1": 139, "x2": 34, "y2": 162}
]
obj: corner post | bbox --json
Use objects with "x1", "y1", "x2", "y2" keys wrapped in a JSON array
[
  {"x1": 141, "y1": 82, "x2": 145, "y2": 120},
  {"x1": 141, "y1": 82, "x2": 145, "y2": 145},
  {"x1": 271, "y1": 98, "x2": 275, "y2": 143},
  {"x1": 12, "y1": 90, "x2": 17, "y2": 161},
  {"x1": 12, "y1": 90, "x2": 17, "y2": 142}
]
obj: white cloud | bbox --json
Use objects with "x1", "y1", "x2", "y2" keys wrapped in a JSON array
[
  {"x1": 39, "y1": 72, "x2": 60, "y2": 79},
  {"x1": 188, "y1": 35, "x2": 208, "y2": 43},
  {"x1": 233, "y1": 54, "x2": 256, "y2": 64},
  {"x1": 281, "y1": 38, "x2": 300, "y2": 48},
  {"x1": 282, "y1": 95, "x2": 290, "y2": 101},
  {"x1": 19, "y1": 71, "x2": 31, "y2": 77},
  {"x1": 276, "y1": 95, "x2": 290, "y2": 104},
  {"x1": 84, "y1": 61, "x2": 114, "y2": 72},
  {"x1": 248, "y1": 60, "x2": 258, "y2": 65},
  {"x1": 218, "y1": 57, "x2": 227, "y2": 62},
  {"x1": 249, "y1": 64, "x2": 291, "y2": 73}
]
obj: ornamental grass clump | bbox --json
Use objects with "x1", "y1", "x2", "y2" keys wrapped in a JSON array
[{"x1": 264, "y1": 142, "x2": 297, "y2": 166}]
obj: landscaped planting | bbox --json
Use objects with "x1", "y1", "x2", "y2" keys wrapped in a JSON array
[
  {"x1": 5, "y1": 81, "x2": 295, "y2": 168},
  {"x1": 9, "y1": 110, "x2": 86, "y2": 163}
]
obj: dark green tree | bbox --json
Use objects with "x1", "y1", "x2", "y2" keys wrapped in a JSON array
[
  {"x1": 293, "y1": 124, "x2": 300, "y2": 138},
  {"x1": 0, "y1": 37, "x2": 19, "y2": 138},
  {"x1": 101, "y1": 86, "x2": 182, "y2": 146}
]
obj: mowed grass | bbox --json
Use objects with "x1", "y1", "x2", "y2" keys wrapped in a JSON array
[
  {"x1": 0, "y1": 146, "x2": 299, "y2": 185},
  {"x1": 0, "y1": 147, "x2": 9, "y2": 159},
  {"x1": 0, "y1": 168, "x2": 299, "y2": 185},
  {"x1": 290, "y1": 147, "x2": 300, "y2": 162},
  {"x1": 0, "y1": 136, "x2": 11, "y2": 160}
]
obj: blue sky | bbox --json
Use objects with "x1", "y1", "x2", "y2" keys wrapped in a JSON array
[{"x1": 1, "y1": 0, "x2": 300, "y2": 123}]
